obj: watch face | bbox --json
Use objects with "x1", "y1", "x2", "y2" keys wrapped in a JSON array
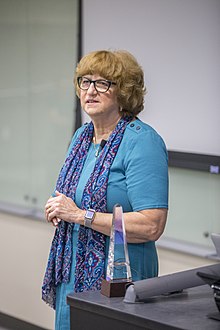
[{"x1": 86, "y1": 210, "x2": 94, "y2": 219}]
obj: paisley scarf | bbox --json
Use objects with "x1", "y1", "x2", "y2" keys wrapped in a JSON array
[{"x1": 42, "y1": 116, "x2": 131, "y2": 309}]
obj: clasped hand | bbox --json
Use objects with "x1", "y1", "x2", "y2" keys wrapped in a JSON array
[{"x1": 45, "y1": 191, "x2": 83, "y2": 227}]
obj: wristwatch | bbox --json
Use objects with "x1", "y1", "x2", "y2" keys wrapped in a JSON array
[{"x1": 84, "y1": 208, "x2": 96, "y2": 228}]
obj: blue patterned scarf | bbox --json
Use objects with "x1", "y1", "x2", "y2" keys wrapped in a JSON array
[{"x1": 42, "y1": 116, "x2": 130, "y2": 309}]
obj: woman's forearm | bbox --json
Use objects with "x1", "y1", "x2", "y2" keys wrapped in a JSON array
[{"x1": 89, "y1": 208, "x2": 168, "y2": 243}]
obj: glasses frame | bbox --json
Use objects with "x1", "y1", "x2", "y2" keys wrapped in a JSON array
[{"x1": 77, "y1": 76, "x2": 116, "y2": 93}]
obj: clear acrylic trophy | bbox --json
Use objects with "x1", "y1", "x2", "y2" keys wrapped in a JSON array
[{"x1": 101, "y1": 204, "x2": 132, "y2": 297}]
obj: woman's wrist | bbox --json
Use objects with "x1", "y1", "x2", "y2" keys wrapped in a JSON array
[{"x1": 78, "y1": 209, "x2": 86, "y2": 225}]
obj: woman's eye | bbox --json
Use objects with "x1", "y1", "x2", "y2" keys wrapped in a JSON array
[
  {"x1": 97, "y1": 81, "x2": 108, "y2": 87},
  {"x1": 82, "y1": 79, "x2": 90, "y2": 86}
]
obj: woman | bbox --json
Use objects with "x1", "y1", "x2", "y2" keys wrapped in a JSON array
[{"x1": 42, "y1": 50, "x2": 168, "y2": 329}]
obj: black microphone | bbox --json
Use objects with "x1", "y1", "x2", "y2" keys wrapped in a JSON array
[
  {"x1": 95, "y1": 139, "x2": 107, "y2": 157},
  {"x1": 100, "y1": 139, "x2": 107, "y2": 149}
]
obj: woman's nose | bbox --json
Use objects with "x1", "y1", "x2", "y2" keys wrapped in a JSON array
[{"x1": 87, "y1": 82, "x2": 97, "y2": 94}]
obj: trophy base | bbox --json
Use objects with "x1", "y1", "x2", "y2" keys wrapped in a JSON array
[{"x1": 101, "y1": 278, "x2": 132, "y2": 297}]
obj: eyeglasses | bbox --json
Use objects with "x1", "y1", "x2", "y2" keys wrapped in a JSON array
[{"x1": 77, "y1": 76, "x2": 116, "y2": 93}]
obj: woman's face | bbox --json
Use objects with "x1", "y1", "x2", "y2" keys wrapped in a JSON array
[{"x1": 79, "y1": 74, "x2": 120, "y2": 120}]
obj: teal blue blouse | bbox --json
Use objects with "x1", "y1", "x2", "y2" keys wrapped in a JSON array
[{"x1": 55, "y1": 118, "x2": 169, "y2": 329}]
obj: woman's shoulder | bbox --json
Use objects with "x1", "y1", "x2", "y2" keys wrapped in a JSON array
[
  {"x1": 125, "y1": 118, "x2": 166, "y2": 147},
  {"x1": 120, "y1": 118, "x2": 168, "y2": 162},
  {"x1": 71, "y1": 122, "x2": 91, "y2": 141},
  {"x1": 126, "y1": 118, "x2": 158, "y2": 135},
  {"x1": 75, "y1": 123, "x2": 90, "y2": 136},
  {"x1": 66, "y1": 123, "x2": 90, "y2": 155}
]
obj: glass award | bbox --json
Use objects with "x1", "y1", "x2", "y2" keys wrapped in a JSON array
[{"x1": 101, "y1": 204, "x2": 132, "y2": 297}]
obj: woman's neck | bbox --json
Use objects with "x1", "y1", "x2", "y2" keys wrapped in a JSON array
[{"x1": 92, "y1": 114, "x2": 122, "y2": 143}]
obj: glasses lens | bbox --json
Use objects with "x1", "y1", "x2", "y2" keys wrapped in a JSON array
[
  {"x1": 79, "y1": 77, "x2": 90, "y2": 90},
  {"x1": 95, "y1": 80, "x2": 110, "y2": 92}
]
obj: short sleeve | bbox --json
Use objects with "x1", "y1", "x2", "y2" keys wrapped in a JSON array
[{"x1": 125, "y1": 130, "x2": 169, "y2": 211}]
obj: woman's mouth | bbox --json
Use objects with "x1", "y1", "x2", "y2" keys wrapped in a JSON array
[{"x1": 86, "y1": 99, "x2": 98, "y2": 103}]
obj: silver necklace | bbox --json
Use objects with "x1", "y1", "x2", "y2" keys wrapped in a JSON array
[{"x1": 93, "y1": 137, "x2": 100, "y2": 157}]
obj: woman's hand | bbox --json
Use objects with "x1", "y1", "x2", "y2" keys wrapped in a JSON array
[{"x1": 44, "y1": 191, "x2": 84, "y2": 226}]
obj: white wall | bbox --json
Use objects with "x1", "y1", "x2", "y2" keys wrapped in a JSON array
[
  {"x1": 157, "y1": 248, "x2": 216, "y2": 276},
  {"x1": 0, "y1": 212, "x2": 54, "y2": 329}
]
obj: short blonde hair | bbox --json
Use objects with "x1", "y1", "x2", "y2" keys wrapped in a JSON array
[{"x1": 74, "y1": 50, "x2": 146, "y2": 116}]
